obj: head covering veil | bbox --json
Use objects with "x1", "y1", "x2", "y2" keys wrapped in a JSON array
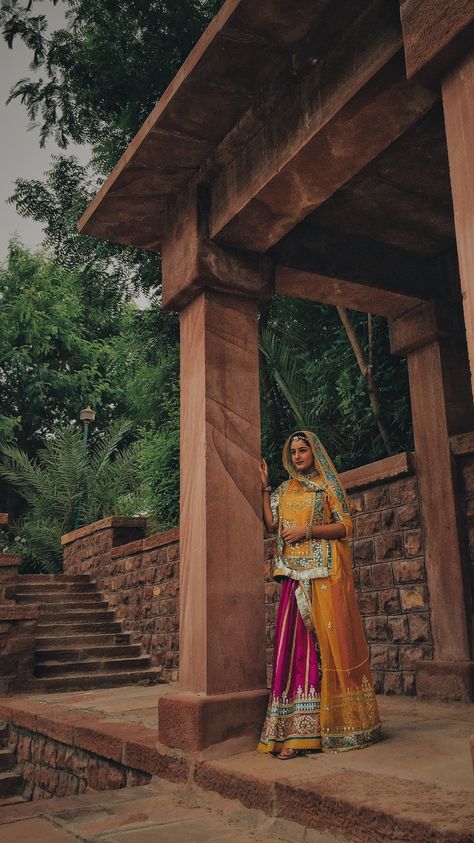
[{"x1": 282, "y1": 430, "x2": 349, "y2": 514}]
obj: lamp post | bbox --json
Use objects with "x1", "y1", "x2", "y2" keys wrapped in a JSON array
[{"x1": 74, "y1": 406, "x2": 96, "y2": 530}]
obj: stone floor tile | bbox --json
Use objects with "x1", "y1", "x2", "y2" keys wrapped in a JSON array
[
  {"x1": 66, "y1": 797, "x2": 208, "y2": 836},
  {"x1": 0, "y1": 816, "x2": 78, "y2": 842},
  {"x1": 99, "y1": 815, "x2": 244, "y2": 842}
]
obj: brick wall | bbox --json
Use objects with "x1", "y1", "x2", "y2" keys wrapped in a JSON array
[
  {"x1": 11, "y1": 727, "x2": 151, "y2": 800},
  {"x1": 62, "y1": 453, "x2": 434, "y2": 695},
  {"x1": 62, "y1": 519, "x2": 179, "y2": 680}
]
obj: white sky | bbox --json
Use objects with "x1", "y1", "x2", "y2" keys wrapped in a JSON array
[{"x1": 0, "y1": 2, "x2": 89, "y2": 263}]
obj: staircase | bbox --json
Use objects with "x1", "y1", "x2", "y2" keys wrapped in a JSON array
[
  {"x1": 0, "y1": 721, "x2": 25, "y2": 806},
  {"x1": 15, "y1": 575, "x2": 162, "y2": 692}
]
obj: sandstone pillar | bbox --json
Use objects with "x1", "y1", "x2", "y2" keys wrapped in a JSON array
[
  {"x1": 391, "y1": 302, "x2": 474, "y2": 701},
  {"x1": 157, "y1": 187, "x2": 273, "y2": 750},
  {"x1": 442, "y1": 49, "x2": 474, "y2": 399}
]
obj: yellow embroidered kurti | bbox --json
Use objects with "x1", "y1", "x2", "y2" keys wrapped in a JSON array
[{"x1": 260, "y1": 431, "x2": 382, "y2": 754}]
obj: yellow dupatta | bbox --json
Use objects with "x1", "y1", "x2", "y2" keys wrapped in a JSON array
[{"x1": 281, "y1": 431, "x2": 382, "y2": 752}]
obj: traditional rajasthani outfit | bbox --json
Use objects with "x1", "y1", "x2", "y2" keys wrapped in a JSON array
[{"x1": 258, "y1": 431, "x2": 382, "y2": 754}]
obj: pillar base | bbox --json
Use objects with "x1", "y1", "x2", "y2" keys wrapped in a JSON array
[
  {"x1": 416, "y1": 660, "x2": 474, "y2": 702},
  {"x1": 158, "y1": 688, "x2": 270, "y2": 752}
]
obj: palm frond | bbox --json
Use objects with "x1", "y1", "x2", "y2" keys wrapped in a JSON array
[{"x1": 259, "y1": 327, "x2": 344, "y2": 454}]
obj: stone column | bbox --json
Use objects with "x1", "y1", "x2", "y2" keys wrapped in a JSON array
[
  {"x1": 442, "y1": 49, "x2": 474, "y2": 399},
  {"x1": 157, "y1": 185, "x2": 273, "y2": 750},
  {"x1": 390, "y1": 302, "x2": 474, "y2": 701}
]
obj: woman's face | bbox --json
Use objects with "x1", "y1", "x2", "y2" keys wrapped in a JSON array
[{"x1": 290, "y1": 438, "x2": 314, "y2": 474}]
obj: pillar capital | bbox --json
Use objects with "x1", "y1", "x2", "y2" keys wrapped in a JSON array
[
  {"x1": 389, "y1": 300, "x2": 462, "y2": 357},
  {"x1": 161, "y1": 181, "x2": 274, "y2": 310}
]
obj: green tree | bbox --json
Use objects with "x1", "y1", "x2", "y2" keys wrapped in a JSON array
[
  {"x1": 259, "y1": 296, "x2": 413, "y2": 482},
  {"x1": 0, "y1": 241, "x2": 125, "y2": 455},
  {"x1": 1, "y1": 0, "x2": 222, "y2": 293},
  {"x1": 116, "y1": 303, "x2": 180, "y2": 530},
  {"x1": 0, "y1": 420, "x2": 139, "y2": 571}
]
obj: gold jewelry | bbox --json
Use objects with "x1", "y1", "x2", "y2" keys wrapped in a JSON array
[{"x1": 306, "y1": 524, "x2": 312, "y2": 541}]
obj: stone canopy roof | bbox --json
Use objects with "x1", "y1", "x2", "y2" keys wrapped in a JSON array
[{"x1": 78, "y1": 0, "x2": 327, "y2": 251}]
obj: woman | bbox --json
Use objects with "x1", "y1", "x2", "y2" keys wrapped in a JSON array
[{"x1": 258, "y1": 430, "x2": 381, "y2": 759}]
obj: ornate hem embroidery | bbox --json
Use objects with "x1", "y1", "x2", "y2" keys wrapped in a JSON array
[
  {"x1": 321, "y1": 723, "x2": 382, "y2": 753},
  {"x1": 259, "y1": 686, "x2": 321, "y2": 747},
  {"x1": 272, "y1": 563, "x2": 330, "y2": 581}
]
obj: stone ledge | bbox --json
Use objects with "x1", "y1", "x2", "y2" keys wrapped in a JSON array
[
  {"x1": 61, "y1": 517, "x2": 147, "y2": 546},
  {"x1": 450, "y1": 430, "x2": 474, "y2": 456},
  {"x1": 0, "y1": 700, "x2": 189, "y2": 785},
  {"x1": 143, "y1": 527, "x2": 179, "y2": 551},
  {"x1": 340, "y1": 452, "x2": 414, "y2": 492},
  {"x1": 109, "y1": 527, "x2": 180, "y2": 561},
  {"x1": 110, "y1": 539, "x2": 144, "y2": 560},
  {"x1": 0, "y1": 605, "x2": 38, "y2": 621},
  {"x1": 0, "y1": 554, "x2": 22, "y2": 568}
]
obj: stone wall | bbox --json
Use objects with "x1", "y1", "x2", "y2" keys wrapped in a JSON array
[
  {"x1": 10, "y1": 727, "x2": 151, "y2": 800},
  {"x1": 62, "y1": 519, "x2": 179, "y2": 679},
  {"x1": 62, "y1": 453, "x2": 433, "y2": 696}
]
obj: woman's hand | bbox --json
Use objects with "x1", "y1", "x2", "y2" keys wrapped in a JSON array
[
  {"x1": 259, "y1": 458, "x2": 270, "y2": 489},
  {"x1": 281, "y1": 526, "x2": 307, "y2": 544}
]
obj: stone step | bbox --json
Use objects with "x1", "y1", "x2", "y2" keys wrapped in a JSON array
[
  {"x1": 38, "y1": 608, "x2": 115, "y2": 622},
  {"x1": 16, "y1": 581, "x2": 97, "y2": 594},
  {"x1": 35, "y1": 654, "x2": 152, "y2": 678},
  {"x1": 31, "y1": 595, "x2": 110, "y2": 616},
  {"x1": 36, "y1": 621, "x2": 122, "y2": 634},
  {"x1": 0, "y1": 747, "x2": 16, "y2": 772},
  {"x1": 0, "y1": 772, "x2": 23, "y2": 798},
  {"x1": 38, "y1": 668, "x2": 162, "y2": 692},
  {"x1": 36, "y1": 644, "x2": 142, "y2": 662},
  {"x1": 16, "y1": 591, "x2": 103, "y2": 604},
  {"x1": 35, "y1": 632, "x2": 131, "y2": 648},
  {"x1": 0, "y1": 795, "x2": 27, "y2": 807},
  {"x1": 18, "y1": 574, "x2": 91, "y2": 583}
]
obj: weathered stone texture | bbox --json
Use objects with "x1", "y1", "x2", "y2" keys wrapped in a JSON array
[
  {"x1": 349, "y1": 468, "x2": 432, "y2": 695},
  {"x1": 12, "y1": 727, "x2": 151, "y2": 801},
  {"x1": 59, "y1": 462, "x2": 432, "y2": 696}
]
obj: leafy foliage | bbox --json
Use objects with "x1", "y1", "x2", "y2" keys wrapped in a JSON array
[
  {"x1": 0, "y1": 241, "x2": 125, "y2": 458},
  {"x1": 0, "y1": 420, "x2": 139, "y2": 571},
  {"x1": 0, "y1": 0, "x2": 414, "y2": 550},
  {"x1": 259, "y1": 296, "x2": 413, "y2": 481},
  {"x1": 1, "y1": 0, "x2": 222, "y2": 159}
]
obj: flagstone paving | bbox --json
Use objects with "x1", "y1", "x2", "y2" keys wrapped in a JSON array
[
  {"x1": 0, "y1": 686, "x2": 472, "y2": 842},
  {"x1": 0, "y1": 778, "x2": 343, "y2": 842}
]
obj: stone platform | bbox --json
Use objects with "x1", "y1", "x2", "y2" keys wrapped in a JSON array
[{"x1": 0, "y1": 686, "x2": 472, "y2": 843}]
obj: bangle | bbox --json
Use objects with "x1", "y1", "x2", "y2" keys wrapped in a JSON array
[
  {"x1": 262, "y1": 486, "x2": 272, "y2": 493},
  {"x1": 306, "y1": 524, "x2": 312, "y2": 541}
]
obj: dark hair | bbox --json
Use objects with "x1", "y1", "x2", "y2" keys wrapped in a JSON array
[{"x1": 290, "y1": 432, "x2": 310, "y2": 446}]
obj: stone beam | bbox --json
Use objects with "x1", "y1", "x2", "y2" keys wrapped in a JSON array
[
  {"x1": 275, "y1": 268, "x2": 423, "y2": 318},
  {"x1": 400, "y1": 0, "x2": 474, "y2": 87},
  {"x1": 209, "y1": 8, "x2": 437, "y2": 253},
  {"x1": 77, "y1": 0, "x2": 334, "y2": 250},
  {"x1": 273, "y1": 225, "x2": 440, "y2": 316},
  {"x1": 161, "y1": 182, "x2": 274, "y2": 310}
]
